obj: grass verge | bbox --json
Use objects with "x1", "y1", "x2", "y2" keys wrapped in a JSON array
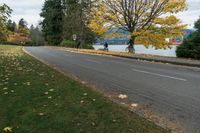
[{"x1": 0, "y1": 45, "x2": 169, "y2": 133}]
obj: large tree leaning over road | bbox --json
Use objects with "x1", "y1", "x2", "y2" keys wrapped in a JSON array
[{"x1": 88, "y1": 0, "x2": 186, "y2": 49}]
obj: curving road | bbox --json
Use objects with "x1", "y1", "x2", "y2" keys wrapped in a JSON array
[{"x1": 25, "y1": 47, "x2": 200, "y2": 133}]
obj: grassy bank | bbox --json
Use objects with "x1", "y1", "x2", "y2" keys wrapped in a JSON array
[{"x1": 0, "y1": 45, "x2": 169, "y2": 133}]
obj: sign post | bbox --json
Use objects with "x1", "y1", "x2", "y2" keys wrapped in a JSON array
[{"x1": 72, "y1": 34, "x2": 77, "y2": 41}]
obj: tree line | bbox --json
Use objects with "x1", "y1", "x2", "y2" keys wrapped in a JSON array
[
  {"x1": 2, "y1": 1, "x2": 188, "y2": 50},
  {"x1": 0, "y1": 4, "x2": 44, "y2": 45},
  {"x1": 40, "y1": 0, "x2": 96, "y2": 48},
  {"x1": 40, "y1": 0, "x2": 187, "y2": 49}
]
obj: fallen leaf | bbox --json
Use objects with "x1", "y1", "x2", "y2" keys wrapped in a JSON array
[
  {"x1": 80, "y1": 100, "x2": 84, "y2": 104},
  {"x1": 131, "y1": 103, "x2": 138, "y2": 108},
  {"x1": 118, "y1": 94, "x2": 128, "y2": 99},
  {"x1": 38, "y1": 113, "x2": 44, "y2": 116},
  {"x1": 3, "y1": 127, "x2": 12, "y2": 132}
]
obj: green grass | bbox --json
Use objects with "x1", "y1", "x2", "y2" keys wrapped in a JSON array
[{"x1": 0, "y1": 45, "x2": 169, "y2": 133}]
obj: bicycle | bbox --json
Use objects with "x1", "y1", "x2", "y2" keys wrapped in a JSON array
[
  {"x1": 103, "y1": 47, "x2": 109, "y2": 52},
  {"x1": 125, "y1": 45, "x2": 135, "y2": 53}
]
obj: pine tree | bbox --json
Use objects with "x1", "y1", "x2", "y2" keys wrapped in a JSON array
[
  {"x1": 176, "y1": 17, "x2": 200, "y2": 59},
  {"x1": 40, "y1": 0, "x2": 64, "y2": 45},
  {"x1": 18, "y1": 18, "x2": 27, "y2": 28},
  {"x1": 6, "y1": 19, "x2": 16, "y2": 32},
  {"x1": 62, "y1": 0, "x2": 95, "y2": 43},
  {"x1": 18, "y1": 18, "x2": 29, "y2": 36},
  {"x1": 29, "y1": 25, "x2": 45, "y2": 46}
]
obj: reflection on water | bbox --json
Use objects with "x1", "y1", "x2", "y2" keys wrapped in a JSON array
[{"x1": 93, "y1": 45, "x2": 178, "y2": 57}]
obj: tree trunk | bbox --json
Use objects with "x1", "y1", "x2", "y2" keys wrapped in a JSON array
[{"x1": 131, "y1": 36, "x2": 136, "y2": 53}]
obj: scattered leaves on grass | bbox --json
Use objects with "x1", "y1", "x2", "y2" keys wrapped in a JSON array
[
  {"x1": 3, "y1": 87, "x2": 8, "y2": 90},
  {"x1": 4, "y1": 92, "x2": 8, "y2": 95}
]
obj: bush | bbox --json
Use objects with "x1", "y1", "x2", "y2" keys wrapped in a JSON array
[
  {"x1": 60, "y1": 39, "x2": 94, "y2": 49},
  {"x1": 60, "y1": 39, "x2": 75, "y2": 48},
  {"x1": 82, "y1": 43, "x2": 94, "y2": 49},
  {"x1": 176, "y1": 41, "x2": 200, "y2": 59},
  {"x1": 176, "y1": 18, "x2": 200, "y2": 60}
]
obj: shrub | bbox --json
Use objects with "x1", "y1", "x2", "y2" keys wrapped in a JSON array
[
  {"x1": 7, "y1": 33, "x2": 31, "y2": 46},
  {"x1": 82, "y1": 43, "x2": 94, "y2": 49},
  {"x1": 60, "y1": 39, "x2": 94, "y2": 49},
  {"x1": 60, "y1": 39, "x2": 75, "y2": 48},
  {"x1": 176, "y1": 41, "x2": 200, "y2": 59},
  {"x1": 176, "y1": 17, "x2": 200, "y2": 60}
]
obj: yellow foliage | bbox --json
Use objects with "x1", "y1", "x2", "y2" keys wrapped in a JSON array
[
  {"x1": 164, "y1": 0, "x2": 187, "y2": 13},
  {"x1": 8, "y1": 33, "x2": 31, "y2": 45},
  {"x1": 88, "y1": 0, "x2": 187, "y2": 48}
]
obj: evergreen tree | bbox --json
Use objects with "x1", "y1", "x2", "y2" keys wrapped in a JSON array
[
  {"x1": 62, "y1": 0, "x2": 95, "y2": 43},
  {"x1": 18, "y1": 18, "x2": 29, "y2": 36},
  {"x1": 18, "y1": 18, "x2": 28, "y2": 28},
  {"x1": 29, "y1": 25, "x2": 45, "y2": 46},
  {"x1": 40, "y1": 0, "x2": 64, "y2": 45},
  {"x1": 6, "y1": 19, "x2": 16, "y2": 32},
  {"x1": 30, "y1": 24, "x2": 34, "y2": 30},
  {"x1": 12, "y1": 22, "x2": 17, "y2": 32},
  {"x1": 176, "y1": 17, "x2": 200, "y2": 59}
]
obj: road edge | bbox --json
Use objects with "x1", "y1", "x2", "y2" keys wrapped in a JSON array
[{"x1": 53, "y1": 47, "x2": 200, "y2": 68}]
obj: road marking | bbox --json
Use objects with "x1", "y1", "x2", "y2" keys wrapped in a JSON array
[
  {"x1": 85, "y1": 59, "x2": 101, "y2": 64},
  {"x1": 132, "y1": 68, "x2": 187, "y2": 81}
]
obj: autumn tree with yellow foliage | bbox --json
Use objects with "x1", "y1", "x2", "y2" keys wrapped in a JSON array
[
  {"x1": 0, "y1": 4, "x2": 12, "y2": 42},
  {"x1": 88, "y1": 0, "x2": 187, "y2": 49}
]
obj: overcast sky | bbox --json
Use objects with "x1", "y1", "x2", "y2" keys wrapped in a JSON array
[{"x1": 1, "y1": 0, "x2": 200, "y2": 29}]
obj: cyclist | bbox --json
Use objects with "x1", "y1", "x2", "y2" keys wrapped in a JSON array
[
  {"x1": 127, "y1": 38, "x2": 135, "y2": 53},
  {"x1": 104, "y1": 42, "x2": 109, "y2": 51}
]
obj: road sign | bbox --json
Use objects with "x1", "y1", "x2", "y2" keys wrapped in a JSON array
[{"x1": 73, "y1": 34, "x2": 77, "y2": 41}]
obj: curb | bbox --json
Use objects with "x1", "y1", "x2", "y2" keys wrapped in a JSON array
[
  {"x1": 114, "y1": 54, "x2": 200, "y2": 68},
  {"x1": 58, "y1": 47, "x2": 200, "y2": 68}
]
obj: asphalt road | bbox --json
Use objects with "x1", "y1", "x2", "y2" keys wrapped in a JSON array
[{"x1": 25, "y1": 47, "x2": 200, "y2": 133}]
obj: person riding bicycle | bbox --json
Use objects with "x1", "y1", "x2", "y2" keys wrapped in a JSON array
[
  {"x1": 104, "y1": 42, "x2": 109, "y2": 51},
  {"x1": 127, "y1": 38, "x2": 135, "y2": 53}
]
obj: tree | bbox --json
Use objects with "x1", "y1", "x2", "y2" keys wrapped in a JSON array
[
  {"x1": 18, "y1": 18, "x2": 28, "y2": 28},
  {"x1": 88, "y1": 0, "x2": 186, "y2": 49},
  {"x1": 62, "y1": 0, "x2": 96, "y2": 44},
  {"x1": 0, "y1": 4, "x2": 12, "y2": 42},
  {"x1": 18, "y1": 18, "x2": 29, "y2": 36},
  {"x1": 29, "y1": 25, "x2": 45, "y2": 46},
  {"x1": 40, "y1": 0, "x2": 64, "y2": 45},
  {"x1": 6, "y1": 19, "x2": 16, "y2": 32},
  {"x1": 176, "y1": 17, "x2": 200, "y2": 59}
]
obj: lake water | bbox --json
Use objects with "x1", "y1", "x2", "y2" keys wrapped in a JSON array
[{"x1": 93, "y1": 45, "x2": 178, "y2": 57}]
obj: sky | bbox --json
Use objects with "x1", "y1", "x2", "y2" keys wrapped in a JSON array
[{"x1": 1, "y1": 0, "x2": 200, "y2": 29}]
